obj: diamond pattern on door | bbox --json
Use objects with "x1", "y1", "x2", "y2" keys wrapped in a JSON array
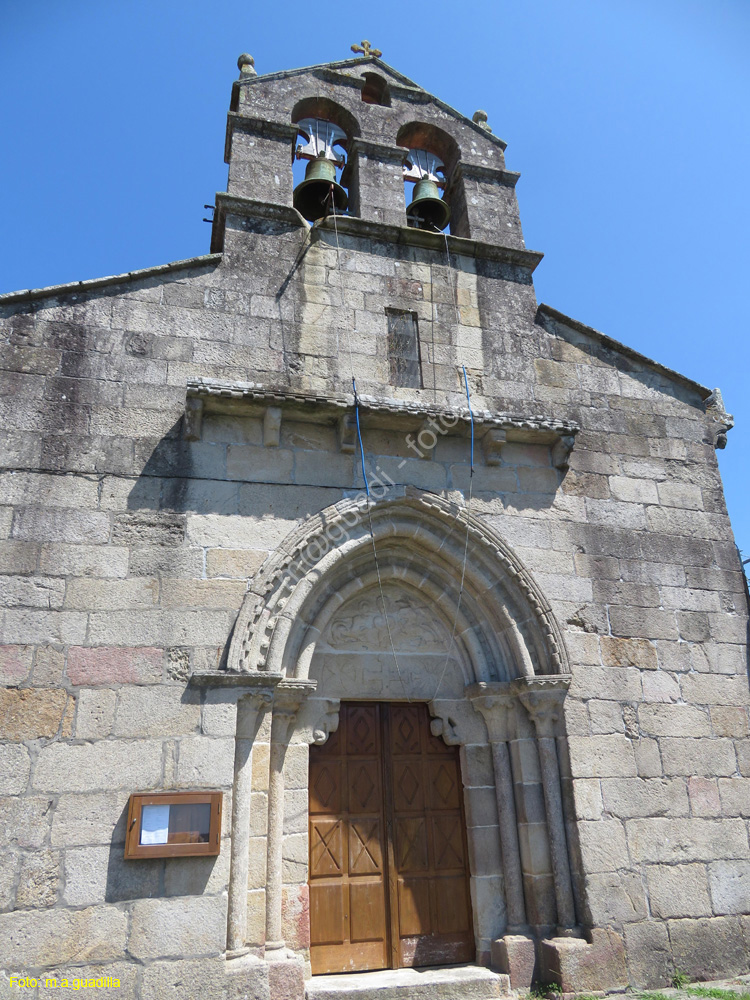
[{"x1": 309, "y1": 702, "x2": 473, "y2": 975}]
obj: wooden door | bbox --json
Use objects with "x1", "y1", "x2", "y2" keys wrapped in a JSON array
[
  {"x1": 309, "y1": 704, "x2": 389, "y2": 973},
  {"x1": 309, "y1": 702, "x2": 474, "y2": 975}
]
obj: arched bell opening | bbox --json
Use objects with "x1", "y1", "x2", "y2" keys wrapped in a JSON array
[
  {"x1": 396, "y1": 122, "x2": 468, "y2": 236},
  {"x1": 291, "y1": 99, "x2": 361, "y2": 222},
  {"x1": 360, "y1": 72, "x2": 391, "y2": 106}
]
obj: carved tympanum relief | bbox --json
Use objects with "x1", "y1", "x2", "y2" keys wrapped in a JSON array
[{"x1": 312, "y1": 583, "x2": 465, "y2": 699}]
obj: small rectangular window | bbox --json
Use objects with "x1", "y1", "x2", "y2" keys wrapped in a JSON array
[
  {"x1": 386, "y1": 309, "x2": 422, "y2": 388},
  {"x1": 124, "y1": 791, "x2": 222, "y2": 859}
]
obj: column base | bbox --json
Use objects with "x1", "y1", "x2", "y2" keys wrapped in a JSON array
[
  {"x1": 540, "y1": 928, "x2": 627, "y2": 993},
  {"x1": 491, "y1": 933, "x2": 537, "y2": 989}
]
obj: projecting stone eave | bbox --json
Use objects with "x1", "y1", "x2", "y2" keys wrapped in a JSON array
[
  {"x1": 0, "y1": 253, "x2": 223, "y2": 307},
  {"x1": 239, "y1": 55, "x2": 509, "y2": 150},
  {"x1": 536, "y1": 302, "x2": 715, "y2": 405}
]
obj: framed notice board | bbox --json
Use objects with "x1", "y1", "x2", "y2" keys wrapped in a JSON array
[{"x1": 124, "y1": 791, "x2": 222, "y2": 859}]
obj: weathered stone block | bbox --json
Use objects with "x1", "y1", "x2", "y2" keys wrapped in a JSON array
[
  {"x1": 175, "y1": 736, "x2": 235, "y2": 787},
  {"x1": 601, "y1": 776, "x2": 688, "y2": 819},
  {"x1": 67, "y1": 646, "x2": 162, "y2": 685},
  {"x1": 717, "y1": 776, "x2": 750, "y2": 816},
  {"x1": 567, "y1": 734, "x2": 638, "y2": 777},
  {"x1": 623, "y1": 920, "x2": 672, "y2": 988},
  {"x1": 708, "y1": 860, "x2": 750, "y2": 915},
  {"x1": 128, "y1": 895, "x2": 227, "y2": 959},
  {"x1": 626, "y1": 817, "x2": 748, "y2": 863},
  {"x1": 584, "y1": 870, "x2": 647, "y2": 924},
  {"x1": 0, "y1": 688, "x2": 69, "y2": 740},
  {"x1": 0, "y1": 905, "x2": 128, "y2": 968},
  {"x1": 0, "y1": 744, "x2": 31, "y2": 794},
  {"x1": 113, "y1": 685, "x2": 200, "y2": 738},
  {"x1": 15, "y1": 850, "x2": 60, "y2": 909},
  {"x1": 599, "y1": 635, "x2": 657, "y2": 670},
  {"x1": 687, "y1": 776, "x2": 721, "y2": 816},
  {"x1": 141, "y1": 956, "x2": 229, "y2": 1000},
  {"x1": 36, "y1": 962, "x2": 138, "y2": 998},
  {"x1": 647, "y1": 863, "x2": 712, "y2": 917},
  {"x1": 75, "y1": 688, "x2": 116, "y2": 739},
  {"x1": 667, "y1": 915, "x2": 748, "y2": 980},
  {"x1": 63, "y1": 844, "x2": 161, "y2": 906},
  {"x1": 0, "y1": 645, "x2": 33, "y2": 685},
  {"x1": 576, "y1": 818, "x2": 628, "y2": 872},
  {"x1": 34, "y1": 740, "x2": 163, "y2": 793},
  {"x1": 51, "y1": 791, "x2": 129, "y2": 847},
  {"x1": 540, "y1": 928, "x2": 627, "y2": 992},
  {"x1": 660, "y1": 737, "x2": 737, "y2": 777},
  {"x1": 490, "y1": 934, "x2": 536, "y2": 989}
]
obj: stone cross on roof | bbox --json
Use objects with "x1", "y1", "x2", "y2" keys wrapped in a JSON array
[{"x1": 351, "y1": 40, "x2": 382, "y2": 58}]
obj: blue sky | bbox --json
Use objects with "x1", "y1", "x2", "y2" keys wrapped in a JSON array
[{"x1": 1, "y1": 0, "x2": 748, "y2": 564}]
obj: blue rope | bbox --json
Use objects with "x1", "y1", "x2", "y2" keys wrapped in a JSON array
[
  {"x1": 352, "y1": 377, "x2": 370, "y2": 497},
  {"x1": 462, "y1": 365, "x2": 474, "y2": 474}
]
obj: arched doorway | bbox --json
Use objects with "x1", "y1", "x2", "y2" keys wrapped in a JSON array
[{"x1": 225, "y1": 490, "x2": 578, "y2": 972}]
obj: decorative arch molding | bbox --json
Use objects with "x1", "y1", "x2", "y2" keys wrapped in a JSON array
[{"x1": 226, "y1": 488, "x2": 569, "y2": 681}]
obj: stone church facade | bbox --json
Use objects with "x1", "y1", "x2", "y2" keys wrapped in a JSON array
[{"x1": 0, "y1": 50, "x2": 748, "y2": 1000}]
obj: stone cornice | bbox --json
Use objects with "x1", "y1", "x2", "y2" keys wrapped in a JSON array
[
  {"x1": 185, "y1": 377, "x2": 579, "y2": 456},
  {"x1": 209, "y1": 191, "x2": 542, "y2": 268},
  {"x1": 457, "y1": 161, "x2": 521, "y2": 188},
  {"x1": 312, "y1": 214, "x2": 543, "y2": 271},
  {"x1": 0, "y1": 254, "x2": 222, "y2": 306},
  {"x1": 189, "y1": 670, "x2": 284, "y2": 690},
  {"x1": 537, "y1": 303, "x2": 712, "y2": 403}
]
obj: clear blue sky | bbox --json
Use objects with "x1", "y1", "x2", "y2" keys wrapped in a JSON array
[{"x1": 2, "y1": 0, "x2": 748, "y2": 565}]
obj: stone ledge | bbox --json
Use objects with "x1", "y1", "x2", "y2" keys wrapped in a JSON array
[
  {"x1": 306, "y1": 963, "x2": 510, "y2": 1000},
  {"x1": 184, "y1": 377, "x2": 578, "y2": 468}
]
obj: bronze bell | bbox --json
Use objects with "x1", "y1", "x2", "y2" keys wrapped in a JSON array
[
  {"x1": 406, "y1": 177, "x2": 451, "y2": 231},
  {"x1": 293, "y1": 155, "x2": 348, "y2": 221}
]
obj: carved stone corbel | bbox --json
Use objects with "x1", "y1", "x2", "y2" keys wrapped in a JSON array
[
  {"x1": 337, "y1": 412, "x2": 357, "y2": 454},
  {"x1": 183, "y1": 397, "x2": 204, "y2": 441},
  {"x1": 263, "y1": 406, "x2": 282, "y2": 447},
  {"x1": 482, "y1": 428, "x2": 507, "y2": 466},
  {"x1": 551, "y1": 434, "x2": 575, "y2": 471}
]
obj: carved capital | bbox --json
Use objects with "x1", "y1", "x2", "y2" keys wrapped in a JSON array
[
  {"x1": 513, "y1": 676, "x2": 570, "y2": 738},
  {"x1": 271, "y1": 678, "x2": 317, "y2": 742},
  {"x1": 466, "y1": 681, "x2": 515, "y2": 741}
]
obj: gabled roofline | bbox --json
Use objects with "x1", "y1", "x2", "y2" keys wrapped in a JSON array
[
  {"x1": 241, "y1": 55, "x2": 509, "y2": 150},
  {"x1": 0, "y1": 253, "x2": 222, "y2": 305},
  {"x1": 536, "y1": 303, "x2": 711, "y2": 401}
]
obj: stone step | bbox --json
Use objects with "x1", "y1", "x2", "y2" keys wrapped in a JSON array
[{"x1": 306, "y1": 964, "x2": 511, "y2": 1000}]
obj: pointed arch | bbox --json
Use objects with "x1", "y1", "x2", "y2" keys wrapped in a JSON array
[{"x1": 227, "y1": 489, "x2": 569, "y2": 681}]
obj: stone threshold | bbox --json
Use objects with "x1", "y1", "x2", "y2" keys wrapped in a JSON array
[{"x1": 305, "y1": 963, "x2": 511, "y2": 1000}]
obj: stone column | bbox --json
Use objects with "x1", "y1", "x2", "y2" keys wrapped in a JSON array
[
  {"x1": 467, "y1": 683, "x2": 527, "y2": 931},
  {"x1": 264, "y1": 679, "x2": 316, "y2": 955},
  {"x1": 226, "y1": 686, "x2": 275, "y2": 956},
  {"x1": 346, "y1": 137, "x2": 408, "y2": 227},
  {"x1": 515, "y1": 677, "x2": 577, "y2": 933}
]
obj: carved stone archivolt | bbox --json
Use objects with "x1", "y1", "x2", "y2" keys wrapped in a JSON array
[{"x1": 227, "y1": 489, "x2": 570, "y2": 685}]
